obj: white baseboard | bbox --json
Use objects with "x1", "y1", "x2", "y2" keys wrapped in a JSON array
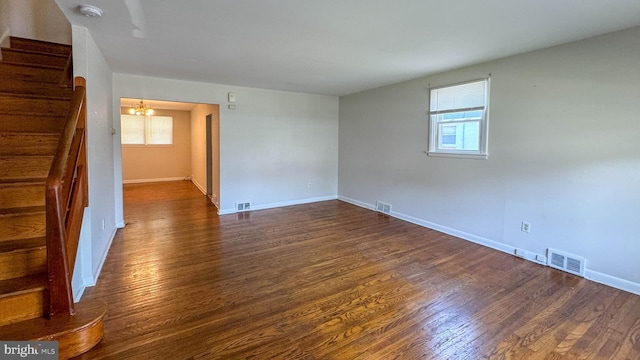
[
  {"x1": 218, "y1": 195, "x2": 338, "y2": 215},
  {"x1": 393, "y1": 209, "x2": 516, "y2": 255},
  {"x1": 123, "y1": 177, "x2": 187, "y2": 184},
  {"x1": 191, "y1": 178, "x2": 207, "y2": 195},
  {"x1": 586, "y1": 270, "x2": 640, "y2": 296},
  {"x1": 73, "y1": 282, "x2": 86, "y2": 303},
  {"x1": 337, "y1": 196, "x2": 375, "y2": 211},
  {"x1": 211, "y1": 195, "x2": 220, "y2": 210},
  {"x1": 338, "y1": 196, "x2": 640, "y2": 296}
]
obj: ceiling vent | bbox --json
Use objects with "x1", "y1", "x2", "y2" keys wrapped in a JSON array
[
  {"x1": 547, "y1": 248, "x2": 586, "y2": 277},
  {"x1": 376, "y1": 201, "x2": 392, "y2": 215}
]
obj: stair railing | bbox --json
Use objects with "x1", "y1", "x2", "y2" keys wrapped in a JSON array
[{"x1": 45, "y1": 76, "x2": 88, "y2": 317}]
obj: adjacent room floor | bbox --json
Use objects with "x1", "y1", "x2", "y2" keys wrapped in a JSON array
[{"x1": 73, "y1": 181, "x2": 640, "y2": 359}]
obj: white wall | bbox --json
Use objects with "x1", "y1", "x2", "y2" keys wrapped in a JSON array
[
  {"x1": 112, "y1": 75, "x2": 339, "y2": 215},
  {"x1": 70, "y1": 25, "x2": 116, "y2": 299},
  {"x1": 339, "y1": 26, "x2": 640, "y2": 294},
  {"x1": 0, "y1": 0, "x2": 71, "y2": 46}
]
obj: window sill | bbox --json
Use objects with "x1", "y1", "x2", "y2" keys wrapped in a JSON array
[
  {"x1": 122, "y1": 144, "x2": 175, "y2": 148},
  {"x1": 427, "y1": 151, "x2": 488, "y2": 160}
]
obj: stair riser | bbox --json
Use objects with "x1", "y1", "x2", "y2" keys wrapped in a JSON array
[
  {"x1": 0, "y1": 78, "x2": 73, "y2": 98},
  {"x1": 1, "y1": 49, "x2": 68, "y2": 68},
  {"x1": 10, "y1": 37, "x2": 71, "y2": 56},
  {"x1": 0, "y1": 96, "x2": 70, "y2": 115},
  {"x1": 0, "y1": 184, "x2": 45, "y2": 209},
  {"x1": 0, "y1": 247, "x2": 46, "y2": 281},
  {"x1": 0, "y1": 114, "x2": 65, "y2": 133},
  {"x1": 0, "y1": 63, "x2": 62, "y2": 84},
  {"x1": 0, "y1": 156, "x2": 53, "y2": 181},
  {"x1": 0, "y1": 134, "x2": 59, "y2": 156},
  {"x1": 0, "y1": 290, "x2": 46, "y2": 327},
  {"x1": 0, "y1": 213, "x2": 46, "y2": 242}
]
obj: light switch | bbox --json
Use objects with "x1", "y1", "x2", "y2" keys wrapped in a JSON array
[{"x1": 228, "y1": 92, "x2": 236, "y2": 103}]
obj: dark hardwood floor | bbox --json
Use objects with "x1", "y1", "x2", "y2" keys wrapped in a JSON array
[{"x1": 74, "y1": 181, "x2": 640, "y2": 359}]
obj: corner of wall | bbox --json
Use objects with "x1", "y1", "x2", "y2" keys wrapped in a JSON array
[
  {"x1": 191, "y1": 178, "x2": 207, "y2": 195},
  {"x1": 0, "y1": 27, "x2": 10, "y2": 48},
  {"x1": 80, "y1": 225, "x2": 118, "y2": 300}
]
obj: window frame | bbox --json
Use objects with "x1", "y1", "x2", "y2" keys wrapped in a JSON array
[
  {"x1": 428, "y1": 78, "x2": 490, "y2": 159},
  {"x1": 121, "y1": 114, "x2": 174, "y2": 147}
]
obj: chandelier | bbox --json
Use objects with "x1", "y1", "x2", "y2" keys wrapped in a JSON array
[{"x1": 128, "y1": 100, "x2": 154, "y2": 116}]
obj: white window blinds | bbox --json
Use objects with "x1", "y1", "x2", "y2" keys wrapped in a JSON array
[
  {"x1": 121, "y1": 115, "x2": 173, "y2": 145},
  {"x1": 430, "y1": 80, "x2": 487, "y2": 115}
]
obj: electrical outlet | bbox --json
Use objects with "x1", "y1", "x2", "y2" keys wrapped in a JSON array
[
  {"x1": 521, "y1": 221, "x2": 531, "y2": 233},
  {"x1": 515, "y1": 249, "x2": 527, "y2": 258}
]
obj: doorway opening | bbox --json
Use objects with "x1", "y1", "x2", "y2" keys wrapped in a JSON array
[{"x1": 118, "y1": 98, "x2": 220, "y2": 212}]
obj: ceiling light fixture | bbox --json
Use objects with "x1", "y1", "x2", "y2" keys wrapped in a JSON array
[
  {"x1": 129, "y1": 100, "x2": 154, "y2": 116},
  {"x1": 78, "y1": 4, "x2": 103, "y2": 18}
]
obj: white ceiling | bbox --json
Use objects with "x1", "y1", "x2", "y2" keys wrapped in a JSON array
[{"x1": 55, "y1": 0, "x2": 640, "y2": 96}]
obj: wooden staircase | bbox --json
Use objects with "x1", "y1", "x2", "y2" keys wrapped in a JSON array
[{"x1": 0, "y1": 37, "x2": 105, "y2": 359}]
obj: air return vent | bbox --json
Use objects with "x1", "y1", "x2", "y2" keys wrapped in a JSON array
[
  {"x1": 547, "y1": 248, "x2": 586, "y2": 277},
  {"x1": 376, "y1": 201, "x2": 392, "y2": 215},
  {"x1": 236, "y1": 202, "x2": 251, "y2": 212}
]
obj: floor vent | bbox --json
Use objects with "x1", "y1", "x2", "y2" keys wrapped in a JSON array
[
  {"x1": 547, "y1": 248, "x2": 586, "y2": 277},
  {"x1": 236, "y1": 202, "x2": 251, "y2": 212},
  {"x1": 376, "y1": 201, "x2": 392, "y2": 215}
]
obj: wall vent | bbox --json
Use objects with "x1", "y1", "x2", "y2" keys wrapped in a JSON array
[
  {"x1": 547, "y1": 248, "x2": 586, "y2": 277},
  {"x1": 236, "y1": 202, "x2": 251, "y2": 212},
  {"x1": 376, "y1": 201, "x2": 392, "y2": 215}
]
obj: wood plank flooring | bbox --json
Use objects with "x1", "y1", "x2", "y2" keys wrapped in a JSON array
[{"x1": 73, "y1": 181, "x2": 640, "y2": 359}]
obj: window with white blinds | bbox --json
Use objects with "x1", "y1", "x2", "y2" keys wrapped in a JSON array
[
  {"x1": 428, "y1": 79, "x2": 489, "y2": 159},
  {"x1": 121, "y1": 115, "x2": 173, "y2": 145}
]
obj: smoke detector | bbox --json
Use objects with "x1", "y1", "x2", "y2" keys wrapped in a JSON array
[{"x1": 78, "y1": 4, "x2": 103, "y2": 18}]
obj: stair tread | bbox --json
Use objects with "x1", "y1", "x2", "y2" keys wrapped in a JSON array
[
  {"x1": 0, "y1": 132, "x2": 59, "y2": 138},
  {"x1": 0, "y1": 180, "x2": 49, "y2": 186},
  {"x1": 0, "y1": 79, "x2": 74, "y2": 98},
  {"x1": 0, "y1": 206, "x2": 46, "y2": 216},
  {"x1": 0, "y1": 63, "x2": 66, "y2": 88},
  {"x1": 0, "y1": 154, "x2": 54, "y2": 157},
  {"x1": 0, "y1": 299, "x2": 107, "y2": 340},
  {"x1": 2, "y1": 61, "x2": 65, "y2": 71},
  {"x1": 0, "y1": 47, "x2": 67, "y2": 69},
  {"x1": 0, "y1": 155, "x2": 54, "y2": 176},
  {"x1": 0, "y1": 114, "x2": 65, "y2": 134},
  {"x1": 0, "y1": 273, "x2": 47, "y2": 298},
  {"x1": 0, "y1": 178, "x2": 47, "y2": 185},
  {"x1": 0, "y1": 91, "x2": 72, "y2": 101},
  {"x1": 9, "y1": 37, "x2": 71, "y2": 56},
  {"x1": 1, "y1": 47, "x2": 68, "y2": 59},
  {"x1": 0, "y1": 132, "x2": 60, "y2": 156},
  {"x1": 0, "y1": 155, "x2": 54, "y2": 159},
  {"x1": 0, "y1": 237, "x2": 46, "y2": 253},
  {"x1": 0, "y1": 60, "x2": 66, "y2": 71}
]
